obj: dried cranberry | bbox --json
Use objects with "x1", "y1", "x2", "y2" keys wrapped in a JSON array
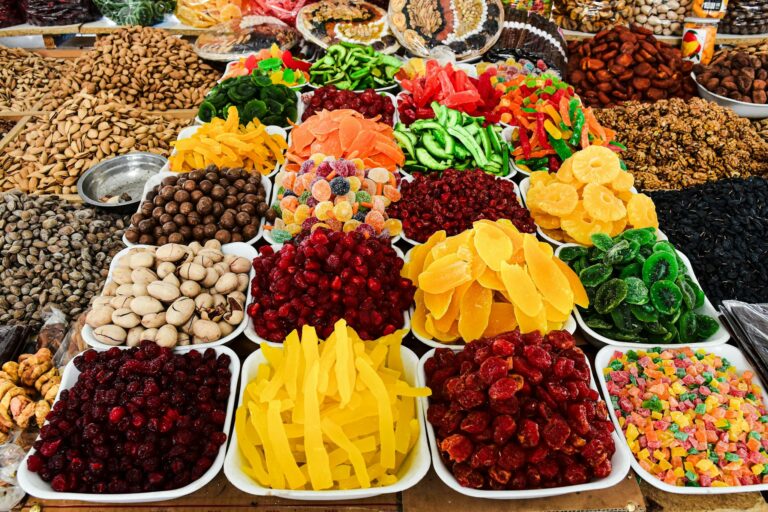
[{"x1": 440, "y1": 434, "x2": 474, "y2": 463}]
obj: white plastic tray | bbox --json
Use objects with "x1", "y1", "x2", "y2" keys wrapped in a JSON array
[
  {"x1": 82, "y1": 243, "x2": 257, "y2": 351},
  {"x1": 693, "y1": 73, "x2": 768, "y2": 120},
  {"x1": 596, "y1": 343, "x2": 768, "y2": 494},
  {"x1": 417, "y1": 347, "x2": 630, "y2": 499},
  {"x1": 18, "y1": 345, "x2": 240, "y2": 503},
  {"x1": 556, "y1": 244, "x2": 730, "y2": 349},
  {"x1": 223, "y1": 345, "x2": 430, "y2": 499},
  {"x1": 122, "y1": 172, "x2": 271, "y2": 248},
  {"x1": 195, "y1": 90, "x2": 303, "y2": 129},
  {"x1": 300, "y1": 90, "x2": 398, "y2": 126}
]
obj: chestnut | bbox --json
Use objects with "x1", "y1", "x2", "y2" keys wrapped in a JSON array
[
  {"x1": 168, "y1": 232, "x2": 185, "y2": 244},
  {"x1": 139, "y1": 234, "x2": 154, "y2": 245},
  {"x1": 191, "y1": 190, "x2": 204, "y2": 202},
  {"x1": 203, "y1": 224, "x2": 217, "y2": 238},
  {"x1": 125, "y1": 228, "x2": 141, "y2": 243},
  {"x1": 183, "y1": 180, "x2": 196, "y2": 192},
  {"x1": 215, "y1": 230, "x2": 231, "y2": 244},
  {"x1": 187, "y1": 212, "x2": 202, "y2": 226},
  {"x1": 159, "y1": 213, "x2": 173, "y2": 225},
  {"x1": 174, "y1": 190, "x2": 190, "y2": 203},
  {"x1": 179, "y1": 201, "x2": 194, "y2": 215},
  {"x1": 196, "y1": 197, "x2": 213, "y2": 215},
  {"x1": 160, "y1": 185, "x2": 175, "y2": 200},
  {"x1": 188, "y1": 170, "x2": 203, "y2": 181},
  {"x1": 192, "y1": 225, "x2": 205, "y2": 240},
  {"x1": 236, "y1": 212, "x2": 250, "y2": 227},
  {"x1": 138, "y1": 219, "x2": 154, "y2": 234}
]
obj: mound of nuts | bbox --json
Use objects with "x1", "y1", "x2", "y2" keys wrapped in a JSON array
[
  {"x1": 567, "y1": 24, "x2": 697, "y2": 107},
  {"x1": 694, "y1": 50, "x2": 768, "y2": 104},
  {"x1": 85, "y1": 240, "x2": 251, "y2": 348},
  {"x1": 125, "y1": 166, "x2": 275, "y2": 246},
  {"x1": 553, "y1": 0, "x2": 633, "y2": 34},
  {"x1": 630, "y1": 0, "x2": 691, "y2": 36}
]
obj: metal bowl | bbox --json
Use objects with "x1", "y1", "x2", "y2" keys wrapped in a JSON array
[{"x1": 77, "y1": 153, "x2": 167, "y2": 213}]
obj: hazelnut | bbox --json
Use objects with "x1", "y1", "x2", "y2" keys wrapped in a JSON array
[
  {"x1": 196, "y1": 197, "x2": 213, "y2": 215},
  {"x1": 215, "y1": 230, "x2": 232, "y2": 244},
  {"x1": 174, "y1": 189, "x2": 190, "y2": 203}
]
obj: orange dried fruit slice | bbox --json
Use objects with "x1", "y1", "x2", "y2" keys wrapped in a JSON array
[
  {"x1": 430, "y1": 230, "x2": 473, "y2": 261},
  {"x1": 514, "y1": 302, "x2": 548, "y2": 334},
  {"x1": 582, "y1": 183, "x2": 627, "y2": 222},
  {"x1": 571, "y1": 145, "x2": 621, "y2": 185},
  {"x1": 544, "y1": 299, "x2": 571, "y2": 323},
  {"x1": 433, "y1": 282, "x2": 471, "y2": 332},
  {"x1": 418, "y1": 254, "x2": 472, "y2": 294},
  {"x1": 611, "y1": 216, "x2": 628, "y2": 237},
  {"x1": 424, "y1": 289, "x2": 454, "y2": 320},
  {"x1": 523, "y1": 236, "x2": 573, "y2": 315},
  {"x1": 484, "y1": 302, "x2": 518, "y2": 338},
  {"x1": 458, "y1": 281, "x2": 493, "y2": 342},
  {"x1": 542, "y1": 228, "x2": 567, "y2": 242},
  {"x1": 626, "y1": 193, "x2": 659, "y2": 229},
  {"x1": 411, "y1": 290, "x2": 430, "y2": 340},
  {"x1": 537, "y1": 183, "x2": 579, "y2": 217},
  {"x1": 425, "y1": 314, "x2": 460, "y2": 343},
  {"x1": 473, "y1": 222, "x2": 513, "y2": 272},
  {"x1": 408, "y1": 231, "x2": 446, "y2": 279},
  {"x1": 534, "y1": 212, "x2": 561, "y2": 230},
  {"x1": 617, "y1": 190, "x2": 635, "y2": 203},
  {"x1": 552, "y1": 257, "x2": 589, "y2": 308},
  {"x1": 610, "y1": 170, "x2": 635, "y2": 192},
  {"x1": 529, "y1": 170, "x2": 555, "y2": 188},
  {"x1": 477, "y1": 267, "x2": 504, "y2": 290},
  {"x1": 560, "y1": 203, "x2": 613, "y2": 246},
  {"x1": 499, "y1": 260, "x2": 543, "y2": 318}
]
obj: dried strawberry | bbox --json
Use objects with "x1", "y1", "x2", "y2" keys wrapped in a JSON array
[
  {"x1": 563, "y1": 463, "x2": 589, "y2": 485},
  {"x1": 471, "y1": 427, "x2": 493, "y2": 443},
  {"x1": 489, "y1": 465, "x2": 511, "y2": 485},
  {"x1": 460, "y1": 411, "x2": 491, "y2": 434},
  {"x1": 581, "y1": 439, "x2": 609, "y2": 467},
  {"x1": 567, "y1": 403, "x2": 592, "y2": 436},
  {"x1": 435, "y1": 348, "x2": 457, "y2": 369},
  {"x1": 542, "y1": 416, "x2": 571, "y2": 450},
  {"x1": 443, "y1": 376, "x2": 464, "y2": 400},
  {"x1": 521, "y1": 331, "x2": 543, "y2": 346},
  {"x1": 528, "y1": 446, "x2": 550, "y2": 464},
  {"x1": 596, "y1": 400, "x2": 609, "y2": 419},
  {"x1": 436, "y1": 407, "x2": 464, "y2": 435},
  {"x1": 488, "y1": 375, "x2": 523, "y2": 401},
  {"x1": 453, "y1": 463, "x2": 485, "y2": 489},
  {"x1": 553, "y1": 357, "x2": 575, "y2": 379},
  {"x1": 426, "y1": 403, "x2": 449, "y2": 427},
  {"x1": 536, "y1": 388, "x2": 558, "y2": 411},
  {"x1": 498, "y1": 443, "x2": 527, "y2": 470},
  {"x1": 537, "y1": 459, "x2": 560, "y2": 481},
  {"x1": 491, "y1": 415, "x2": 517, "y2": 445},
  {"x1": 526, "y1": 466, "x2": 542, "y2": 488},
  {"x1": 441, "y1": 434, "x2": 474, "y2": 463},
  {"x1": 424, "y1": 357, "x2": 438, "y2": 378},
  {"x1": 546, "y1": 330, "x2": 575, "y2": 350},
  {"x1": 457, "y1": 389, "x2": 485, "y2": 410},
  {"x1": 512, "y1": 358, "x2": 543, "y2": 384},
  {"x1": 508, "y1": 473, "x2": 528, "y2": 490},
  {"x1": 489, "y1": 396, "x2": 519, "y2": 415},
  {"x1": 470, "y1": 444, "x2": 498, "y2": 469},
  {"x1": 518, "y1": 419, "x2": 541, "y2": 448},
  {"x1": 463, "y1": 372, "x2": 484, "y2": 391},
  {"x1": 593, "y1": 459, "x2": 612, "y2": 479},
  {"x1": 479, "y1": 357, "x2": 508, "y2": 385},
  {"x1": 459, "y1": 360, "x2": 475, "y2": 375},
  {"x1": 545, "y1": 381, "x2": 570, "y2": 403},
  {"x1": 473, "y1": 344, "x2": 492, "y2": 365},
  {"x1": 491, "y1": 337, "x2": 514, "y2": 357},
  {"x1": 522, "y1": 345, "x2": 552, "y2": 370}
]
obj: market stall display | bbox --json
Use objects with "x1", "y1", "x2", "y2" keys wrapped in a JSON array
[
  {"x1": 220, "y1": 44, "x2": 309, "y2": 86},
  {"x1": 0, "y1": 47, "x2": 71, "y2": 112},
  {"x1": 176, "y1": 0, "x2": 250, "y2": 27},
  {"x1": 296, "y1": 0, "x2": 398, "y2": 53},
  {"x1": 194, "y1": 17, "x2": 302, "y2": 62}
]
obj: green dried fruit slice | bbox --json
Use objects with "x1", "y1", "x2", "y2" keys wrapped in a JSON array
[
  {"x1": 624, "y1": 277, "x2": 649, "y2": 305},
  {"x1": 663, "y1": 308, "x2": 682, "y2": 325},
  {"x1": 677, "y1": 310, "x2": 698, "y2": 343},
  {"x1": 643, "y1": 321, "x2": 667, "y2": 335},
  {"x1": 631, "y1": 303, "x2": 658, "y2": 323},
  {"x1": 591, "y1": 233, "x2": 615, "y2": 251},
  {"x1": 585, "y1": 315, "x2": 613, "y2": 330},
  {"x1": 683, "y1": 275, "x2": 706, "y2": 308},
  {"x1": 580, "y1": 263, "x2": 613, "y2": 287},
  {"x1": 594, "y1": 278, "x2": 628, "y2": 315},
  {"x1": 642, "y1": 252, "x2": 679, "y2": 286},
  {"x1": 198, "y1": 101, "x2": 216, "y2": 123},
  {"x1": 676, "y1": 254, "x2": 688, "y2": 277},
  {"x1": 619, "y1": 262, "x2": 642, "y2": 279},
  {"x1": 677, "y1": 277, "x2": 696, "y2": 311},
  {"x1": 603, "y1": 240, "x2": 630, "y2": 265},
  {"x1": 611, "y1": 305, "x2": 642, "y2": 333},
  {"x1": 652, "y1": 241, "x2": 676, "y2": 254},
  {"x1": 620, "y1": 228, "x2": 656, "y2": 247},
  {"x1": 251, "y1": 74, "x2": 273, "y2": 87},
  {"x1": 597, "y1": 329, "x2": 644, "y2": 342},
  {"x1": 651, "y1": 324, "x2": 677, "y2": 343},
  {"x1": 695, "y1": 315, "x2": 719, "y2": 339},
  {"x1": 650, "y1": 280, "x2": 683, "y2": 315},
  {"x1": 571, "y1": 256, "x2": 588, "y2": 276},
  {"x1": 559, "y1": 246, "x2": 588, "y2": 262},
  {"x1": 639, "y1": 245, "x2": 653, "y2": 259},
  {"x1": 585, "y1": 286, "x2": 597, "y2": 306}
]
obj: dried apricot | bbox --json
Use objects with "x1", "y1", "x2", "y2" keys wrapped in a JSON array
[{"x1": 458, "y1": 281, "x2": 493, "y2": 342}]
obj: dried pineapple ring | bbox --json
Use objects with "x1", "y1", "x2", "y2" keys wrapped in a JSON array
[
  {"x1": 537, "y1": 183, "x2": 579, "y2": 217},
  {"x1": 611, "y1": 216, "x2": 628, "y2": 236},
  {"x1": 610, "y1": 170, "x2": 635, "y2": 192},
  {"x1": 560, "y1": 203, "x2": 613, "y2": 246},
  {"x1": 534, "y1": 212, "x2": 561, "y2": 230},
  {"x1": 582, "y1": 183, "x2": 627, "y2": 222},
  {"x1": 571, "y1": 146, "x2": 621, "y2": 185},
  {"x1": 529, "y1": 170, "x2": 555, "y2": 188},
  {"x1": 626, "y1": 193, "x2": 659, "y2": 229},
  {"x1": 542, "y1": 228, "x2": 567, "y2": 242}
]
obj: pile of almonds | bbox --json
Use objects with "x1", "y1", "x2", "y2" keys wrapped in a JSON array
[
  {"x1": 567, "y1": 24, "x2": 696, "y2": 107},
  {"x1": 0, "y1": 93, "x2": 187, "y2": 195},
  {"x1": 0, "y1": 46, "x2": 71, "y2": 112},
  {"x1": 42, "y1": 26, "x2": 219, "y2": 111}
]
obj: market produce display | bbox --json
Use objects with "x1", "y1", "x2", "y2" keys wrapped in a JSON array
[
  {"x1": 389, "y1": 169, "x2": 535, "y2": 243},
  {"x1": 525, "y1": 146, "x2": 659, "y2": 245},
  {"x1": 604, "y1": 347, "x2": 768, "y2": 487},
  {"x1": 0, "y1": 348, "x2": 60, "y2": 443},
  {"x1": 170, "y1": 108, "x2": 287, "y2": 175},
  {"x1": 0, "y1": 193, "x2": 128, "y2": 330},
  {"x1": 694, "y1": 50, "x2": 768, "y2": 105},
  {"x1": 0, "y1": 46, "x2": 71, "y2": 112},
  {"x1": 650, "y1": 178, "x2": 768, "y2": 306},
  {"x1": 302, "y1": 86, "x2": 396, "y2": 125},
  {"x1": 394, "y1": 105, "x2": 509, "y2": 175},
  {"x1": 248, "y1": 229, "x2": 414, "y2": 341},
  {"x1": 124, "y1": 168, "x2": 272, "y2": 246},
  {"x1": 1, "y1": 93, "x2": 187, "y2": 195},
  {"x1": 221, "y1": 44, "x2": 309, "y2": 86},
  {"x1": 425, "y1": 330, "x2": 617, "y2": 489},
  {"x1": 405, "y1": 220, "x2": 588, "y2": 343},
  {"x1": 194, "y1": 18, "x2": 303, "y2": 62},
  {"x1": 197, "y1": 76, "x2": 298, "y2": 127},
  {"x1": 296, "y1": 0, "x2": 398, "y2": 52},
  {"x1": 86, "y1": 241, "x2": 250, "y2": 348},
  {"x1": 25, "y1": 344, "x2": 232, "y2": 493},
  {"x1": 270, "y1": 156, "x2": 402, "y2": 242},
  {"x1": 235, "y1": 319, "x2": 428, "y2": 490},
  {"x1": 309, "y1": 43, "x2": 402, "y2": 90},
  {"x1": 561, "y1": 231, "x2": 720, "y2": 344},
  {"x1": 285, "y1": 109, "x2": 404, "y2": 171},
  {"x1": 91, "y1": 0, "x2": 175, "y2": 25},
  {"x1": 595, "y1": 98, "x2": 768, "y2": 191}
]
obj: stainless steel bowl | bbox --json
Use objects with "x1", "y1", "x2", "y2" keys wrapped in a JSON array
[{"x1": 78, "y1": 153, "x2": 167, "y2": 213}]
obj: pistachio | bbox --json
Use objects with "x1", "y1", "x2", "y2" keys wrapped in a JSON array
[
  {"x1": 141, "y1": 311, "x2": 166, "y2": 329},
  {"x1": 215, "y1": 272, "x2": 239, "y2": 294},
  {"x1": 86, "y1": 306, "x2": 114, "y2": 328},
  {"x1": 192, "y1": 319, "x2": 221, "y2": 343},
  {"x1": 112, "y1": 308, "x2": 141, "y2": 329},
  {"x1": 166, "y1": 296, "x2": 196, "y2": 326},
  {"x1": 93, "y1": 325, "x2": 127, "y2": 346},
  {"x1": 155, "y1": 324, "x2": 178, "y2": 348},
  {"x1": 130, "y1": 296, "x2": 164, "y2": 316},
  {"x1": 147, "y1": 281, "x2": 180, "y2": 302}
]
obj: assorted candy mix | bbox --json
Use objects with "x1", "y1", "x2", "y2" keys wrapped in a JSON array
[
  {"x1": 604, "y1": 347, "x2": 768, "y2": 488},
  {"x1": 269, "y1": 156, "x2": 403, "y2": 242},
  {"x1": 222, "y1": 44, "x2": 310, "y2": 86},
  {"x1": 525, "y1": 146, "x2": 659, "y2": 245}
]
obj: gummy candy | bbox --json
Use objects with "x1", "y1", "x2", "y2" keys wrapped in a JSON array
[
  {"x1": 315, "y1": 201, "x2": 334, "y2": 221},
  {"x1": 368, "y1": 167, "x2": 390, "y2": 184},
  {"x1": 333, "y1": 202, "x2": 353, "y2": 222},
  {"x1": 311, "y1": 180, "x2": 332, "y2": 201}
]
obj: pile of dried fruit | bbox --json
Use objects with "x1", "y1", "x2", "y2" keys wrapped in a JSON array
[
  {"x1": 755, "y1": 118, "x2": 768, "y2": 144},
  {"x1": 43, "y1": 27, "x2": 218, "y2": 111},
  {"x1": 425, "y1": 330, "x2": 616, "y2": 490},
  {"x1": 235, "y1": 320, "x2": 428, "y2": 490},
  {"x1": 561, "y1": 231, "x2": 720, "y2": 344},
  {"x1": 649, "y1": 178, "x2": 768, "y2": 306},
  {"x1": 0, "y1": 93, "x2": 186, "y2": 195},
  {"x1": 248, "y1": 229, "x2": 414, "y2": 342},
  {"x1": 198, "y1": 76, "x2": 298, "y2": 128},
  {"x1": 389, "y1": 169, "x2": 535, "y2": 243},
  {"x1": 309, "y1": 43, "x2": 402, "y2": 90},
  {"x1": 270, "y1": 156, "x2": 402, "y2": 242},
  {"x1": 222, "y1": 44, "x2": 310, "y2": 87},
  {"x1": 405, "y1": 220, "x2": 588, "y2": 343},
  {"x1": 302, "y1": 86, "x2": 396, "y2": 125},
  {"x1": 0, "y1": 46, "x2": 71, "y2": 112},
  {"x1": 694, "y1": 50, "x2": 768, "y2": 104},
  {"x1": 26, "y1": 344, "x2": 232, "y2": 493},
  {"x1": 604, "y1": 347, "x2": 768, "y2": 487},
  {"x1": 595, "y1": 98, "x2": 768, "y2": 191},
  {"x1": 526, "y1": 146, "x2": 658, "y2": 245}
]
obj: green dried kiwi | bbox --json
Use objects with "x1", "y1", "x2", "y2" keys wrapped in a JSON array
[
  {"x1": 611, "y1": 305, "x2": 643, "y2": 333},
  {"x1": 559, "y1": 246, "x2": 588, "y2": 262},
  {"x1": 228, "y1": 81, "x2": 258, "y2": 103},
  {"x1": 636, "y1": 253, "x2": 647, "y2": 265},
  {"x1": 285, "y1": 105, "x2": 298, "y2": 122},
  {"x1": 579, "y1": 263, "x2": 613, "y2": 287},
  {"x1": 597, "y1": 329, "x2": 644, "y2": 342},
  {"x1": 642, "y1": 251, "x2": 679, "y2": 286},
  {"x1": 677, "y1": 277, "x2": 696, "y2": 311},
  {"x1": 663, "y1": 307, "x2": 682, "y2": 325},
  {"x1": 652, "y1": 241, "x2": 676, "y2": 254},
  {"x1": 619, "y1": 240, "x2": 641, "y2": 264},
  {"x1": 620, "y1": 227, "x2": 657, "y2": 246},
  {"x1": 198, "y1": 101, "x2": 216, "y2": 123},
  {"x1": 676, "y1": 253, "x2": 688, "y2": 277},
  {"x1": 594, "y1": 278, "x2": 628, "y2": 314},
  {"x1": 251, "y1": 74, "x2": 273, "y2": 87},
  {"x1": 650, "y1": 280, "x2": 683, "y2": 315},
  {"x1": 651, "y1": 324, "x2": 677, "y2": 343},
  {"x1": 677, "y1": 310, "x2": 698, "y2": 343},
  {"x1": 643, "y1": 321, "x2": 667, "y2": 335},
  {"x1": 585, "y1": 315, "x2": 613, "y2": 330},
  {"x1": 631, "y1": 303, "x2": 658, "y2": 323},
  {"x1": 571, "y1": 255, "x2": 588, "y2": 275},
  {"x1": 591, "y1": 233, "x2": 615, "y2": 251},
  {"x1": 695, "y1": 315, "x2": 719, "y2": 339},
  {"x1": 585, "y1": 286, "x2": 597, "y2": 307},
  {"x1": 619, "y1": 262, "x2": 642, "y2": 279},
  {"x1": 683, "y1": 275, "x2": 706, "y2": 308},
  {"x1": 603, "y1": 240, "x2": 630, "y2": 265},
  {"x1": 243, "y1": 99, "x2": 267, "y2": 122},
  {"x1": 639, "y1": 245, "x2": 654, "y2": 259},
  {"x1": 624, "y1": 277, "x2": 649, "y2": 305}
]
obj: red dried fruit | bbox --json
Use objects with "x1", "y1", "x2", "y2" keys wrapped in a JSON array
[
  {"x1": 491, "y1": 415, "x2": 517, "y2": 445},
  {"x1": 567, "y1": 403, "x2": 592, "y2": 436},
  {"x1": 553, "y1": 357, "x2": 576, "y2": 379},
  {"x1": 542, "y1": 416, "x2": 571, "y2": 450},
  {"x1": 528, "y1": 446, "x2": 550, "y2": 464},
  {"x1": 517, "y1": 419, "x2": 541, "y2": 448},
  {"x1": 491, "y1": 338, "x2": 514, "y2": 357},
  {"x1": 479, "y1": 356, "x2": 509, "y2": 385},
  {"x1": 593, "y1": 459, "x2": 613, "y2": 479},
  {"x1": 521, "y1": 331, "x2": 543, "y2": 346},
  {"x1": 526, "y1": 466, "x2": 542, "y2": 488},
  {"x1": 512, "y1": 358, "x2": 543, "y2": 384},
  {"x1": 545, "y1": 381, "x2": 570, "y2": 403},
  {"x1": 436, "y1": 407, "x2": 464, "y2": 435},
  {"x1": 472, "y1": 345, "x2": 492, "y2": 365},
  {"x1": 489, "y1": 396, "x2": 519, "y2": 415},
  {"x1": 426, "y1": 403, "x2": 449, "y2": 427},
  {"x1": 563, "y1": 463, "x2": 589, "y2": 485},
  {"x1": 460, "y1": 411, "x2": 492, "y2": 434},
  {"x1": 452, "y1": 463, "x2": 485, "y2": 489},
  {"x1": 546, "y1": 330, "x2": 575, "y2": 350},
  {"x1": 489, "y1": 465, "x2": 511, "y2": 485},
  {"x1": 441, "y1": 434, "x2": 474, "y2": 463},
  {"x1": 488, "y1": 375, "x2": 523, "y2": 401},
  {"x1": 522, "y1": 345, "x2": 553, "y2": 370},
  {"x1": 509, "y1": 473, "x2": 528, "y2": 490},
  {"x1": 443, "y1": 377, "x2": 464, "y2": 400},
  {"x1": 498, "y1": 443, "x2": 527, "y2": 470},
  {"x1": 457, "y1": 389, "x2": 486, "y2": 410},
  {"x1": 581, "y1": 439, "x2": 610, "y2": 467},
  {"x1": 537, "y1": 459, "x2": 560, "y2": 481},
  {"x1": 470, "y1": 444, "x2": 498, "y2": 469}
]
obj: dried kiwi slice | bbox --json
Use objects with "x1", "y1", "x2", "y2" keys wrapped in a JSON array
[
  {"x1": 643, "y1": 321, "x2": 667, "y2": 335},
  {"x1": 651, "y1": 324, "x2": 677, "y2": 343},
  {"x1": 650, "y1": 280, "x2": 683, "y2": 315},
  {"x1": 620, "y1": 228, "x2": 656, "y2": 246},
  {"x1": 624, "y1": 277, "x2": 649, "y2": 305},
  {"x1": 652, "y1": 241, "x2": 676, "y2": 254},
  {"x1": 585, "y1": 315, "x2": 613, "y2": 330},
  {"x1": 559, "y1": 246, "x2": 588, "y2": 262},
  {"x1": 631, "y1": 303, "x2": 658, "y2": 322},
  {"x1": 695, "y1": 315, "x2": 719, "y2": 339},
  {"x1": 580, "y1": 263, "x2": 613, "y2": 287},
  {"x1": 677, "y1": 310, "x2": 698, "y2": 343},
  {"x1": 677, "y1": 277, "x2": 696, "y2": 311},
  {"x1": 683, "y1": 275, "x2": 706, "y2": 308},
  {"x1": 642, "y1": 251, "x2": 679, "y2": 286},
  {"x1": 619, "y1": 262, "x2": 642, "y2": 279},
  {"x1": 603, "y1": 240, "x2": 630, "y2": 265},
  {"x1": 591, "y1": 233, "x2": 615, "y2": 251},
  {"x1": 572, "y1": 256, "x2": 588, "y2": 275},
  {"x1": 598, "y1": 329, "x2": 644, "y2": 342},
  {"x1": 198, "y1": 101, "x2": 216, "y2": 123},
  {"x1": 594, "y1": 278, "x2": 628, "y2": 315},
  {"x1": 676, "y1": 254, "x2": 688, "y2": 277},
  {"x1": 611, "y1": 305, "x2": 642, "y2": 333}
]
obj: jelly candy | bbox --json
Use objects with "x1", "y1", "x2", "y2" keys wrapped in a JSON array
[
  {"x1": 333, "y1": 202, "x2": 353, "y2": 222},
  {"x1": 315, "y1": 201, "x2": 334, "y2": 221},
  {"x1": 311, "y1": 180, "x2": 332, "y2": 201}
]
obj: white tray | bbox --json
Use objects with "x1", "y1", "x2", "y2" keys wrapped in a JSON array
[
  {"x1": 300, "y1": 90, "x2": 398, "y2": 126},
  {"x1": 82, "y1": 243, "x2": 257, "y2": 351},
  {"x1": 417, "y1": 347, "x2": 630, "y2": 499},
  {"x1": 223, "y1": 345, "x2": 430, "y2": 499},
  {"x1": 122, "y1": 172, "x2": 271, "y2": 248},
  {"x1": 18, "y1": 345, "x2": 240, "y2": 503},
  {"x1": 596, "y1": 343, "x2": 768, "y2": 494},
  {"x1": 195, "y1": 90, "x2": 304, "y2": 130},
  {"x1": 556, "y1": 244, "x2": 730, "y2": 349}
]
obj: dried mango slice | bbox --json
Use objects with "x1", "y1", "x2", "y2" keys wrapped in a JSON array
[
  {"x1": 483, "y1": 302, "x2": 518, "y2": 337},
  {"x1": 434, "y1": 282, "x2": 471, "y2": 332},
  {"x1": 582, "y1": 183, "x2": 627, "y2": 222},
  {"x1": 424, "y1": 289, "x2": 454, "y2": 320},
  {"x1": 457, "y1": 281, "x2": 493, "y2": 342},
  {"x1": 411, "y1": 290, "x2": 430, "y2": 340},
  {"x1": 626, "y1": 193, "x2": 659, "y2": 229},
  {"x1": 610, "y1": 170, "x2": 635, "y2": 192},
  {"x1": 477, "y1": 267, "x2": 504, "y2": 290},
  {"x1": 473, "y1": 221, "x2": 513, "y2": 272},
  {"x1": 430, "y1": 230, "x2": 474, "y2": 261},
  {"x1": 425, "y1": 314, "x2": 460, "y2": 343},
  {"x1": 418, "y1": 254, "x2": 472, "y2": 294},
  {"x1": 514, "y1": 302, "x2": 548, "y2": 334},
  {"x1": 523, "y1": 236, "x2": 573, "y2": 315},
  {"x1": 552, "y1": 257, "x2": 589, "y2": 308},
  {"x1": 571, "y1": 145, "x2": 621, "y2": 185},
  {"x1": 404, "y1": 231, "x2": 446, "y2": 281},
  {"x1": 499, "y1": 260, "x2": 543, "y2": 317},
  {"x1": 537, "y1": 183, "x2": 579, "y2": 217}
]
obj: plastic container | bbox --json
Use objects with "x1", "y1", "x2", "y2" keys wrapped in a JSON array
[
  {"x1": 555, "y1": 243, "x2": 730, "y2": 348},
  {"x1": 693, "y1": 0, "x2": 729, "y2": 18},
  {"x1": 596, "y1": 343, "x2": 768, "y2": 495},
  {"x1": 682, "y1": 18, "x2": 720, "y2": 65},
  {"x1": 694, "y1": 73, "x2": 768, "y2": 119},
  {"x1": 18, "y1": 345, "x2": 240, "y2": 503},
  {"x1": 82, "y1": 243, "x2": 257, "y2": 351},
  {"x1": 553, "y1": 0, "x2": 633, "y2": 34},
  {"x1": 224, "y1": 345, "x2": 430, "y2": 499},
  {"x1": 417, "y1": 348, "x2": 631, "y2": 499}
]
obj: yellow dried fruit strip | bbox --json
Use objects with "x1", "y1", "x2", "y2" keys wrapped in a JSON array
[{"x1": 355, "y1": 357, "x2": 396, "y2": 469}]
